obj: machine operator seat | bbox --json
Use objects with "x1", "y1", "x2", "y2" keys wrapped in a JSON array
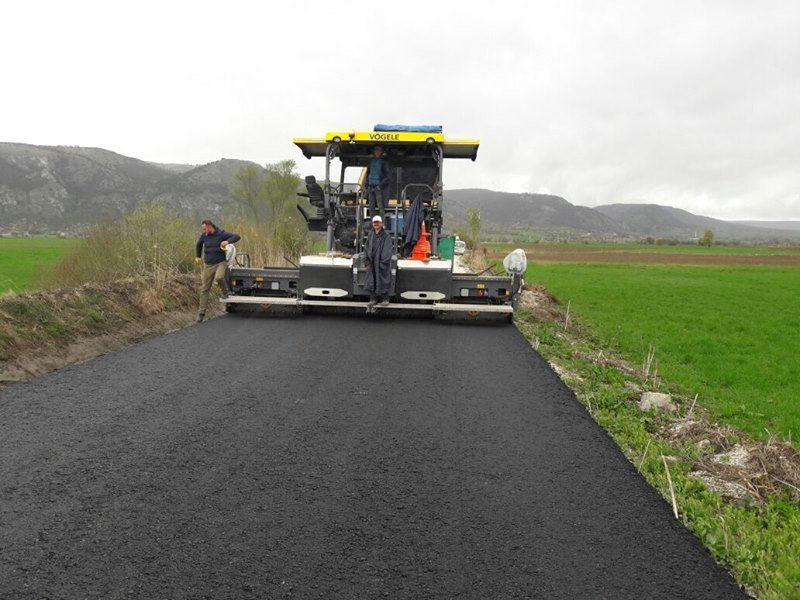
[
  {"x1": 304, "y1": 175, "x2": 325, "y2": 207},
  {"x1": 296, "y1": 175, "x2": 328, "y2": 232}
]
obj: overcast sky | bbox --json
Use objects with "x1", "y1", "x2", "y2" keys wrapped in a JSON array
[{"x1": 2, "y1": 0, "x2": 799, "y2": 219}]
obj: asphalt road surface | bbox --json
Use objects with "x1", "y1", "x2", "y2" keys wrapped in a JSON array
[{"x1": 0, "y1": 315, "x2": 745, "y2": 599}]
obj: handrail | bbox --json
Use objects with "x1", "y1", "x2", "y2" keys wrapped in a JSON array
[
  {"x1": 400, "y1": 183, "x2": 435, "y2": 201},
  {"x1": 329, "y1": 182, "x2": 365, "y2": 195}
]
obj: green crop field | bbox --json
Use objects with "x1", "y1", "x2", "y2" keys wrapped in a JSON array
[
  {"x1": 526, "y1": 260, "x2": 800, "y2": 442},
  {"x1": 0, "y1": 237, "x2": 78, "y2": 293},
  {"x1": 488, "y1": 241, "x2": 800, "y2": 256}
]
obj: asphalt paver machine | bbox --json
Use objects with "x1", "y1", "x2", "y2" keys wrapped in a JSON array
[{"x1": 222, "y1": 125, "x2": 526, "y2": 320}]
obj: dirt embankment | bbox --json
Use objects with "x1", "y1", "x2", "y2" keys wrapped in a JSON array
[{"x1": 0, "y1": 273, "x2": 217, "y2": 385}]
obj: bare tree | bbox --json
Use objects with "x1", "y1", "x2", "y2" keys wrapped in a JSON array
[{"x1": 231, "y1": 164, "x2": 265, "y2": 223}]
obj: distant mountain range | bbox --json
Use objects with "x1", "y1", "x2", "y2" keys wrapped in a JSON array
[
  {"x1": 1, "y1": 143, "x2": 798, "y2": 242},
  {"x1": 733, "y1": 220, "x2": 800, "y2": 232},
  {"x1": 444, "y1": 189, "x2": 800, "y2": 242},
  {"x1": 593, "y1": 203, "x2": 798, "y2": 241},
  {"x1": 443, "y1": 189, "x2": 620, "y2": 236}
]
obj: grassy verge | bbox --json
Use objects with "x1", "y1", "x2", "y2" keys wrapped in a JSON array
[{"x1": 514, "y1": 290, "x2": 800, "y2": 599}]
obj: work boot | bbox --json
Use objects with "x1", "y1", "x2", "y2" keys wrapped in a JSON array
[
  {"x1": 379, "y1": 297, "x2": 390, "y2": 307},
  {"x1": 195, "y1": 312, "x2": 205, "y2": 323},
  {"x1": 367, "y1": 296, "x2": 378, "y2": 307}
]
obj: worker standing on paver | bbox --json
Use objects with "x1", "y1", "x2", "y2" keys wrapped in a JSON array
[
  {"x1": 195, "y1": 220, "x2": 240, "y2": 323},
  {"x1": 366, "y1": 146, "x2": 391, "y2": 220},
  {"x1": 364, "y1": 215, "x2": 393, "y2": 307}
]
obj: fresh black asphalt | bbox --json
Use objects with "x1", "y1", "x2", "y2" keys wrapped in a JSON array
[{"x1": 0, "y1": 315, "x2": 746, "y2": 599}]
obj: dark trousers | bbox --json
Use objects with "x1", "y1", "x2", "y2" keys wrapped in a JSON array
[{"x1": 368, "y1": 185, "x2": 386, "y2": 218}]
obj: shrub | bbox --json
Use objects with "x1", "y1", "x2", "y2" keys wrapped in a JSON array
[
  {"x1": 46, "y1": 205, "x2": 196, "y2": 288},
  {"x1": 45, "y1": 204, "x2": 312, "y2": 288}
]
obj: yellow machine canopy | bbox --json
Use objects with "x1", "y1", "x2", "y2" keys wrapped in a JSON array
[{"x1": 293, "y1": 128, "x2": 480, "y2": 161}]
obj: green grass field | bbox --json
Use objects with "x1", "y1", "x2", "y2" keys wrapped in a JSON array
[
  {"x1": 0, "y1": 237, "x2": 78, "y2": 293},
  {"x1": 526, "y1": 261, "x2": 800, "y2": 442}
]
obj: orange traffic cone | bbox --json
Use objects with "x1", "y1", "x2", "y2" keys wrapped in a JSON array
[{"x1": 410, "y1": 223, "x2": 431, "y2": 260}]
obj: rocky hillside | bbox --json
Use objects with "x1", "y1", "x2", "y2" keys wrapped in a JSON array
[
  {"x1": 2, "y1": 143, "x2": 798, "y2": 242},
  {"x1": 0, "y1": 143, "x2": 256, "y2": 233}
]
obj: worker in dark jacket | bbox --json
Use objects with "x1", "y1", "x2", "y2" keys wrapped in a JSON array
[
  {"x1": 366, "y1": 146, "x2": 391, "y2": 219},
  {"x1": 364, "y1": 215, "x2": 393, "y2": 307},
  {"x1": 195, "y1": 220, "x2": 240, "y2": 322}
]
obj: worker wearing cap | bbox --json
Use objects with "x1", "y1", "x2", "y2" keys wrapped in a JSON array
[
  {"x1": 364, "y1": 215, "x2": 393, "y2": 307},
  {"x1": 195, "y1": 220, "x2": 240, "y2": 323},
  {"x1": 366, "y1": 146, "x2": 391, "y2": 220}
]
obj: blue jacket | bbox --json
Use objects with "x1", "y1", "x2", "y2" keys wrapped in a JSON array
[
  {"x1": 196, "y1": 228, "x2": 240, "y2": 265},
  {"x1": 366, "y1": 157, "x2": 392, "y2": 196}
]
